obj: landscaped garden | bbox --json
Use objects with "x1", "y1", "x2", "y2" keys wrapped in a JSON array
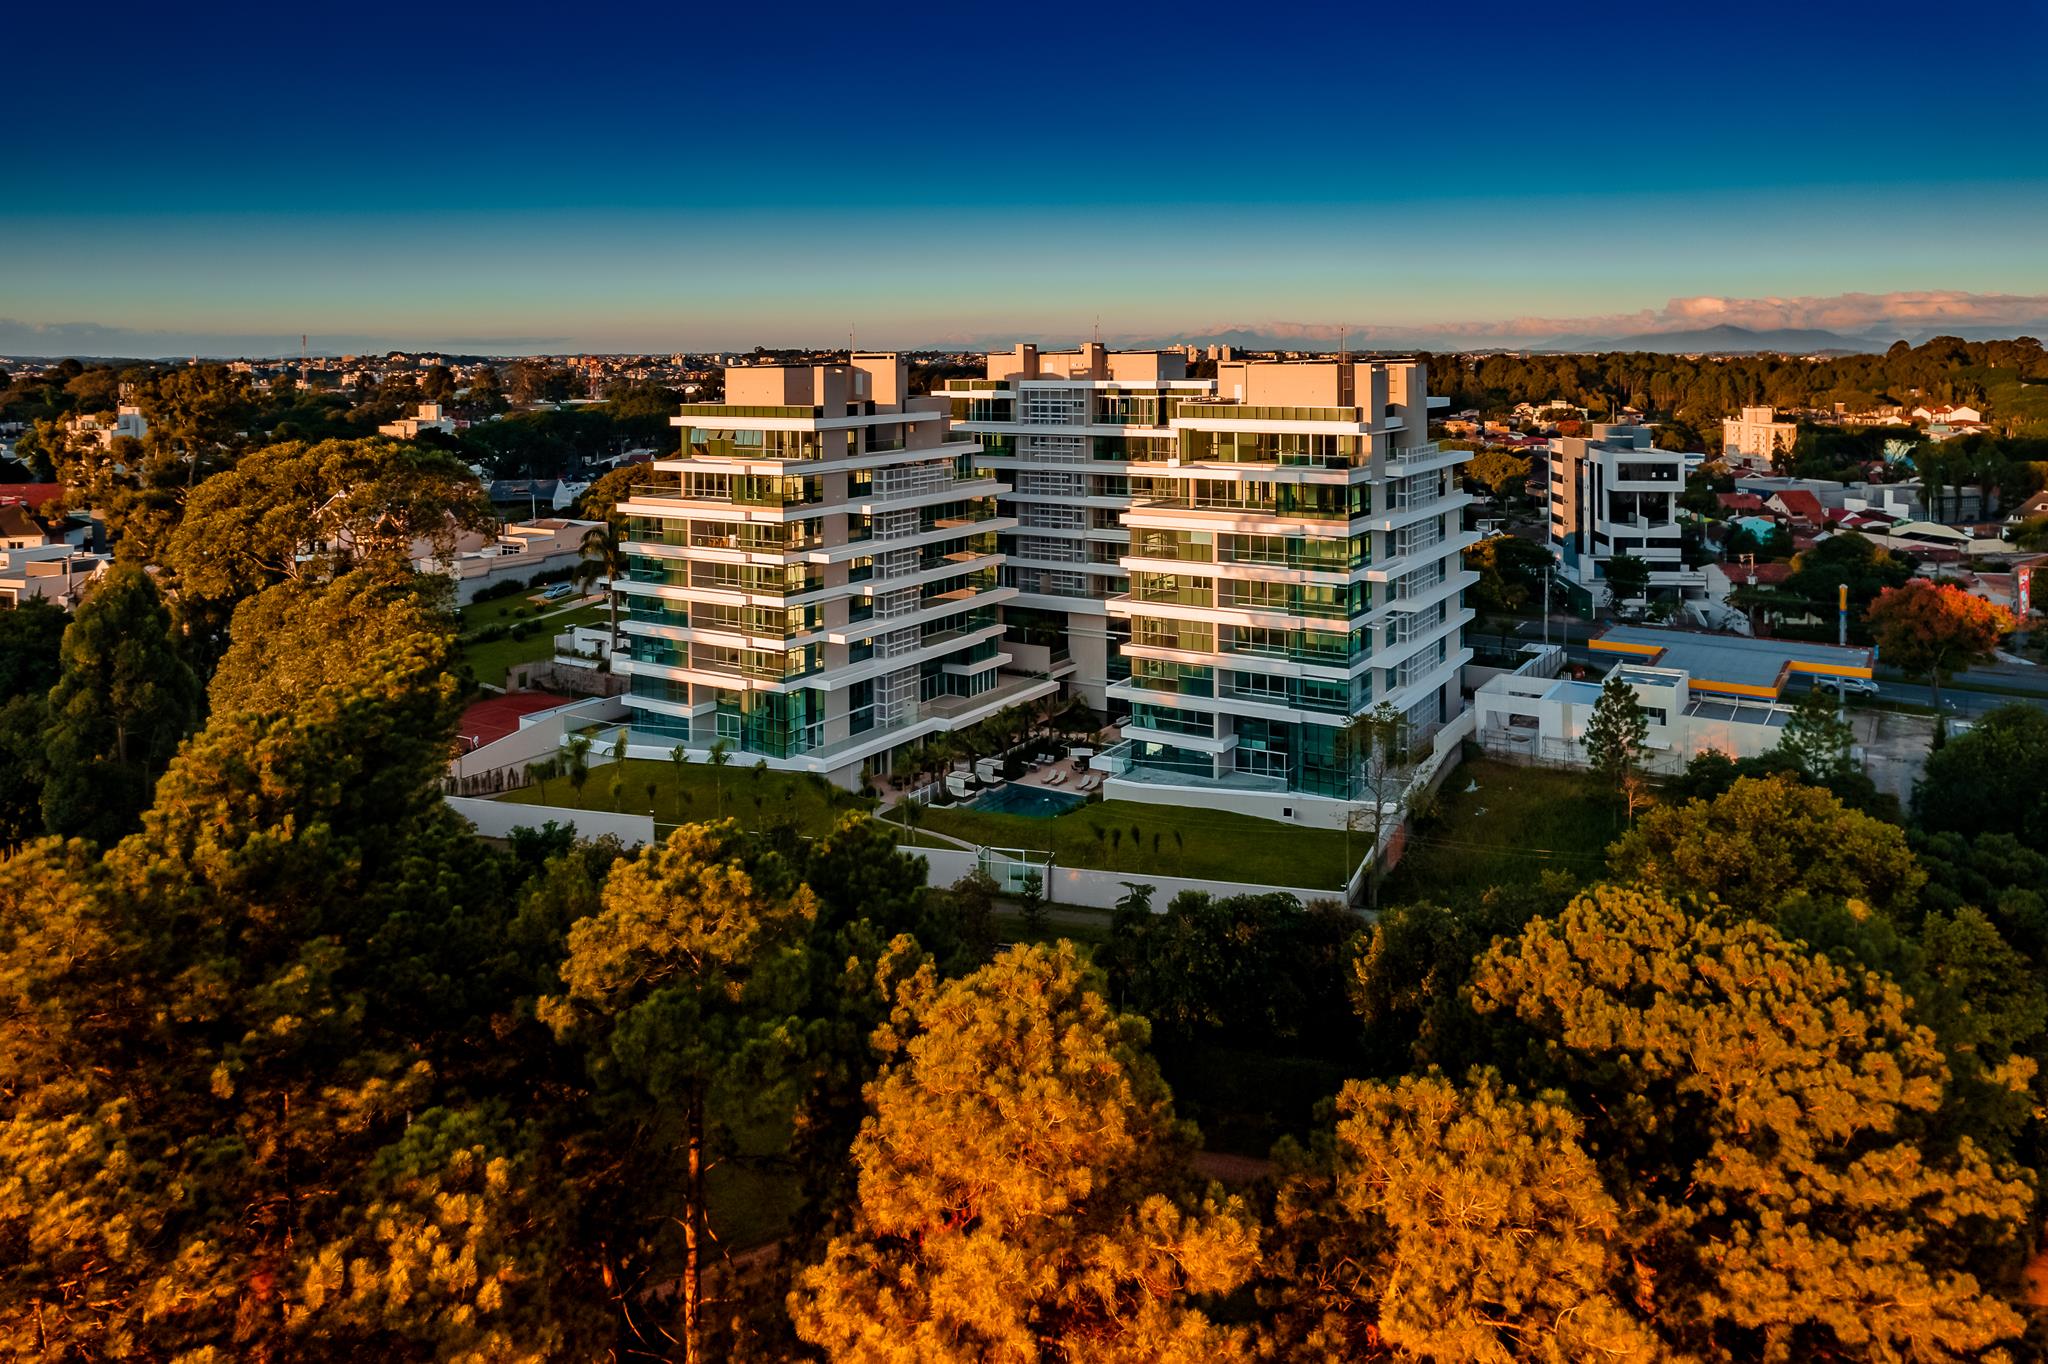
[
  {"x1": 906, "y1": 796, "x2": 1357, "y2": 891},
  {"x1": 499, "y1": 751, "x2": 872, "y2": 838},
  {"x1": 1377, "y1": 757, "x2": 1613, "y2": 906},
  {"x1": 453, "y1": 590, "x2": 605, "y2": 688}
]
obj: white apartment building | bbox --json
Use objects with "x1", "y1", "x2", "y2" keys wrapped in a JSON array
[
  {"x1": 945, "y1": 343, "x2": 1216, "y2": 707},
  {"x1": 1546, "y1": 424, "x2": 1695, "y2": 605},
  {"x1": 1721, "y1": 405, "x2": 1796, "y2": 473},
  {"x1": 67, "y1": 404, "x2": 149, "y2": 449},
  {"x1": 609, "y1": 353, "x2": 1055, "y2": 786},
  {"x1": 1098, "y1": 358, "x2": 1473, "y2": 810}
]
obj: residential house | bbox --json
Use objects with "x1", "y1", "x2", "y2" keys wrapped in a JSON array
[
  {"x1": 0, "y1": 545, "x2": 108, "y2": 607},
  {"x1": 1764, "y1": 489, "x2": 1827, "y2": 530},
  {"x1": 0, "y1": 504, "x2": 48, "y2": 549},
  {"x1": 65, "y1": 405, "x2": 148, "y2": 449},
  {"x1": 379, "y1": 402, "x2": 458, "y2": 440}
]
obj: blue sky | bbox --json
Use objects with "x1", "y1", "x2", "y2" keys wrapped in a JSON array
[{"x1": 4, "y1": 0, "x2": 2045, "y2": 355}]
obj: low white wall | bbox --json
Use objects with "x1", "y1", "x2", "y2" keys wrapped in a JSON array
[
  {"x1": 1048, "y1": 865, "x2": 1334, "y2": 910},
  {"x1": 1100, "y1": 779, "x2": 1357, "y2": 830},
  {"x1": 450, "y1": 550, "x2": 583, "y2": 605},
  {"x1": 898, "y1": 845, "x2": 1339, "y2": 910},
  {"x1": 911, "y1": 845, "x2": 981, "y2": 886},
  {"x1": 447, "y1": 795, "x2": 655, "y2": 847}
]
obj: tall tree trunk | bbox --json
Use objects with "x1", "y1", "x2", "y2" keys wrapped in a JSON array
[{"x1": 682, "y1": 1100, "x2": 704, "y2": 1364}]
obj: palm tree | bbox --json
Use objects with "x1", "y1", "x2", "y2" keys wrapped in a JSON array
[
  {"x1": 669, "y1": 743, "x2": 691, "y2": 821},
  {"x1": 898, "y1": 794, "x2": 924, "y2": 846},
  {"x1": 564, "y1": 735, "x2": 593, "y2": 806},
  {"x1": 708, "y1": 737, "x2": 732, "y2": 817},
  {"x1": 575, "y1": 520, "x2": 626, "y2": 653}
]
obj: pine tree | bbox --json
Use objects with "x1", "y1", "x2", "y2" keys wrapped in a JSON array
[
  {"x1": 1581, "y1": 672, "x2": 1650, "y2": 822},
  {"x1": 1772, "y1": 683, "x2": 1856, "y2": 780},
  {"x1": 789, "y1": 942, "x2": 1258, "y2": 1362},
  {"x1": 40, "y1": 563, "x2": 200, "y2": 844},
  {"x1": 1466, "y1": 885, "x2": 2030, "y2": 1361},
  {"x1": 539, "y1": 822, "x2": 816, "y2": 1364}
]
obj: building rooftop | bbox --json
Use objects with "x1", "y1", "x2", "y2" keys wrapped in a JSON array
[{"x1": 1590, "y1": 625, "x2": 1872, "y2": 698}]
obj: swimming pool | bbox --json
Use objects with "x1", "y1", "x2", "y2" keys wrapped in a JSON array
[{"x1": 968, "y1": 783, "x2": 1087, "y2": 818}]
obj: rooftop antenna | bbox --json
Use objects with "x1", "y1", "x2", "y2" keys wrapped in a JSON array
[
  {"x1": 1093, "y1": 315, "x2": 1101, "y2": 346},
  {"x1": 1339, "y1": 326, "x2": 1348, "y2": 364},
  {"x1": 849, "y1": 324, "x2": 855, "y2": 358}
]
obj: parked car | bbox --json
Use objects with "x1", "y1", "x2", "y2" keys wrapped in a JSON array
[
  {"x1": 538, "y1": 583, "x2": 575, "y2": 601},
  {"x1": 1812, "y1": 675, "x2": 1880, "y2": 697}
]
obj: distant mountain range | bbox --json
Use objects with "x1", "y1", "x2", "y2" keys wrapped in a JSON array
[
  {"x1": 1523, "y1": 324, "x2": 1882, "y2": 354},
  {"x1": 1102, "y1": 323, "x2": 1919, "y2": 357},
  {"x1": 1011, "y1": 319, "x2": 2048, "y2": 357}
]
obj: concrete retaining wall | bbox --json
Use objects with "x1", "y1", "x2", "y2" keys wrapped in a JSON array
[
  {"x1": 447, "y1": 795, "x2": 655, "y2": 847},
  {"x1": 899, "y1": 845, "x2": 1339, "y2": 910}
]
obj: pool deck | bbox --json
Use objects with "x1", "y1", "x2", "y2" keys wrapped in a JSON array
[{"x1": 971, "y1": 782, "x2": 1088, "y2": 817}]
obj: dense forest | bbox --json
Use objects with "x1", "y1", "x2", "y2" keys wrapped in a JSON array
[
  {"x1": 0, "y1": 428, "x2": 2046, "y2": 1359},
  {"x1": 0, "y1": 358, "x2": 684, "y2": 494},
  {"x1": 1424, "y1": 335, "x2": 2048, "y2": 435}
]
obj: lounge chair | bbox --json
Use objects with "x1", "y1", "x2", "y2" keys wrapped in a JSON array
[{"x1": 1046, "y1": 771, "x2": 1065, "y2": 787}]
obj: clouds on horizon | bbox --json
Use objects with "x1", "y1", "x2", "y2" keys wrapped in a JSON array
[
  {"x1": 4, "y1": 291, "x2": 2047, "y2": 360},
  {"x1": 1172, "y1": 291, "x2": 2048, "y2": 349}
]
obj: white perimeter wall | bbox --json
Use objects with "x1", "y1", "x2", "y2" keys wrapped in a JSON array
[
  {"x1": 900, "y1": 844, "x2": 1340, "y2": 910},
  {"x1": 447, "y1": 795, "x2": 655, "y2": 847}
]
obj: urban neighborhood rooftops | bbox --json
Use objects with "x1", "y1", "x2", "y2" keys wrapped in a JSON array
[{"x1": 1589, "y1": 625, "x2": 1873, "y2": 698}]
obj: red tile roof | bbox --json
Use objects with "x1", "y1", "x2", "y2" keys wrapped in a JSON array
[
  {"x1": 0, "y1": 484, "x2": 64, "y2": 508},
  {"x1": 1716, "y1": 492, "x2": 1766, "y2": 512},
  {"x1": 1769, "y1": 490, "x2": 1827, "y2": 523}
]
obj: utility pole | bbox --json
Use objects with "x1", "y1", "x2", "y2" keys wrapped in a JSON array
[{"x1": 1541, "y1": 565, "x2": 1552, "y2": 647}]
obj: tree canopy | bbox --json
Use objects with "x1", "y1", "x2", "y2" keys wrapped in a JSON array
[
  {"x1": 1607, "y1": 772, "x2": 1925, "y2": 919},
  {"x1": 790, "y1": 943, "x2": 1259, "y2": 1363},
  {"x1": 164, "y1": 437, "x2": 494, "y2": 609},
  {"x1": 1915, "y1": 702, "x2": 2048, "y2": 846}
]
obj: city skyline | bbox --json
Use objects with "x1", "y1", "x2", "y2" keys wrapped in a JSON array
[{"x1": 6, "y1": 1, "x2": 2046, "y2": 355}]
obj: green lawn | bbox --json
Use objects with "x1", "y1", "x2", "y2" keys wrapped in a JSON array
[
  {"x1": 910, "y1": 797, "x2": 1357, "y2": 891},
  {"x1": 455, "y1": 602, "x2": 604, "y2": 687},
  {"x1": 500, "y1": 755, "x2": 872, "y2": 837},
  {"x1": 1379, "y1": 759, "x2": 1614, "y2": 907}
]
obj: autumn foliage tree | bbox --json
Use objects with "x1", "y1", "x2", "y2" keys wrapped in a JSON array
[
  {"x1": 1473, "y1": 887, "x2": 2026, "y2": 1360},
  {"x1": 1864, "y1": 579, "x2": 2014, "y2": 717},
  {"x1": 164, "y1": 437, "x2": 495, "y2": 610},
  {"x1": 790, "y1": 942, "x2": 1259, "y2": 1363},
  {"x1": 1266, "y1": 1071, "x2": 1663, "y2": 1361}
]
